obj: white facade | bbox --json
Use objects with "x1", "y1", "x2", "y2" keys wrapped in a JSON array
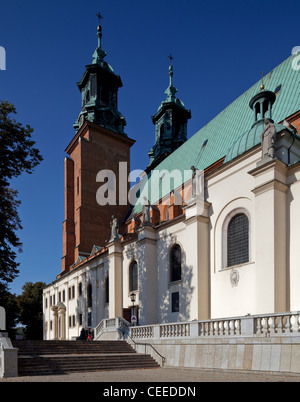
[{"x1": 43, "y1": 126, "x2": 300, "y2": 340}]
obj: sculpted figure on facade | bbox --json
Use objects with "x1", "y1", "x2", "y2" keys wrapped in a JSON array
[
  {"x1": 110, "y1": 215, "x2": 120, "y2": 241},
  {"x1": 261, "y1": 118, "x2": 277, "y2": 160},
  {"x1": 142, "y1": 197, "x2": 151, "y2": 225},
  {"x1": 191, "y1": 165, "x2": 203, "y2": 199}
]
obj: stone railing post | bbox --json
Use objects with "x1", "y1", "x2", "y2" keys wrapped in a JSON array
[
  {"x1": 0, "y1": 334, "x2": 18, "y2": 378},
  {"x1": 190, "y1": 321, "x2": 199, "y2": 337},
  {"x1": 153, "y1": 325, "x2": 160, "y2": 340},
  {"x1": 240, "y1": 316, "x2": 255, "y2": 336}
]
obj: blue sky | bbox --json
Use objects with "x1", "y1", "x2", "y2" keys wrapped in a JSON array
[{"x1": 1, "y1": 0, "x2": 299, "y2": 295}]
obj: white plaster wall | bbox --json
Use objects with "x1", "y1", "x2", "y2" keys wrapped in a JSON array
[
  {"x1": 288, "y1": 169, "x2": 300, "y2": 311},
  {"x1": 156, "y1": 220, "x2": 196, "y2": 323},
  {"x1": 207, "y1": 151, "x2": 258, "y2": 318},
  {"x1": 122, "y1": 242, "x2": 141, "y2": 319},
  {"x1": 43, "y1": 254, "x2": 109, "y2": 340}
]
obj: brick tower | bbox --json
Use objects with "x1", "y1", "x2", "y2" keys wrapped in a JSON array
[{"x1": 61, "y1": 19, "x2": 135, "y2": 274}]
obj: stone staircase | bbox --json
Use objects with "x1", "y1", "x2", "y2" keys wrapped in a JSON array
[{"x1": 12, "y1": 340, "x2": 160, "y2": 376}]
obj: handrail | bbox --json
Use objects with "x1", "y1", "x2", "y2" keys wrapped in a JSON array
[
  {"x1": 118, "y1": 320, "x2": 166, "y2": 366},
  {"x1": 126, "y1": 330, "x2": 166, "y2": 367},
  {"x1": 95, "y1": 317, "x2": 166, "y2": 366}
]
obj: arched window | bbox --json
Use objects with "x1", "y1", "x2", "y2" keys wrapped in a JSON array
[
  {"x1": 87, "y1": 283, "x2": 92, "y2": 308},
  {"x1": 170, "y1": 244, "x2": 182, "y2": 282},
  {"x1": 227, "y1": 213, "x2": 249, "y2": 267},
  {"x1": 129, "y1": 261, "x2": 138, "y2": 292}
]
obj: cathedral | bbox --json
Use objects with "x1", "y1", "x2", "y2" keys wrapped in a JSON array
[{"x1": 43, "y1": 20, "x2": 300, "y2": 341}]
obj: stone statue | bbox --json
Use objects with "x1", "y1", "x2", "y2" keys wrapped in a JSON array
[
  {"x1": 191, "y1": 165, "x2": 203, "y2": 199},
  {"x1": 142, "y1": 197, "x2": 151, "y2": 225},
  {"x1": 110, "y1": 215, "x2": 119, "y2": 241},
  {"x1": 261, "y1": 118, "x2": 277, "y2": 160}
]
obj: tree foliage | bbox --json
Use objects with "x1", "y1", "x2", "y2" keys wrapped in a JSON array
[
  {"x1": 0, "y1": 282, "x2": 19, "y2": 338},
  {"x1": 17, "y1": 281, "x2": 46, "y2": 339},
  {"x1": 0, "y1": 100, "x2": 43, "y2": 286}
]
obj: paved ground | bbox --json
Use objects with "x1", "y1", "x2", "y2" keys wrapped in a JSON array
[{"x1": 2, "y1": 367, "x2": 300, "y2": 382}]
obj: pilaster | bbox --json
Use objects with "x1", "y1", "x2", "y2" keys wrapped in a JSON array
[
  {"x1": 51, "y1": 306, "x2": 59, "y2": 340},
  {"x1": 137, "y1": 225, "x2": 157, "y2": 325},
  {"x1": 184, "y1": 199, "x2": 211, "y2": 320},
  {"x1": 249, "y1": 158, "x2": 288, "y2": 313},
  {"x1": 107, "y1": 240, "x2": 123, "y2": 318}
]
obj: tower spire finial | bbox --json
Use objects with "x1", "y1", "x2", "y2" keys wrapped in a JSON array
[
  {"x1": 92, "y1": 12, "x2": 107, "y2": 63},
  {"x1": 168, "y1": 54, "x2": 174, "y2": 86},
  {"x1": 96, "y1": 12, "x2": 103, "y2": 48},
  {"x1": 260, "y1": 71, "x2": 265, "y2": 90}
]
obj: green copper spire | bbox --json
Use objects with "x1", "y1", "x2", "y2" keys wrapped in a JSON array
[
  {"x1": 148, "y1": 56, "x2": 191, "y2": 165},
  {"x1": 73, "y1": 13, "x2": 126, "y2": 135}
]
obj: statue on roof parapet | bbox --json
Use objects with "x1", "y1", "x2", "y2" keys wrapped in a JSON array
[
  {"x1": 142, "y1": 197, "x2": 152, "y2": 226},
  {"x1": 110, "y1": 215, "x2": 120, "y2": 242},
  {"x1": 261, "y1": 118, "x2": 277, "y2": 161}
]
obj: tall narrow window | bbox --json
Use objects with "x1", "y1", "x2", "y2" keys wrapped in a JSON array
[
  {"x1": 170, "y1": 244, "x2": 182, "y2": 282},
  {"x1": 129, "y1": 261, "x2": 138, "y2": 292},
  {"x1": 227, "y1": 213, "x2": 249, "y2": 267},
  {"x1": 171, "y1": 291, "x2": 179, "y2": 313},
  {"x1": 87, "y1": 283, "x2": 92, "y2": 308},
  {"x1": 105, "y1": 276, "x2": 109, "y2": 304}
]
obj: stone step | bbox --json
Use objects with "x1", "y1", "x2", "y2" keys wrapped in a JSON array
[
  {"x1": 17, "y1": 355, "x2": 159, "y2": 376},
  {"x1": 13, "y1": 340, "x2": 135, "y2": 355},
  {"x1": 13, "y1": 340, "x2": 160, "y2": 376}
]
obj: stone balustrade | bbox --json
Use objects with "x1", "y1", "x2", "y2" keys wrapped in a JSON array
[
  {"x1": 94, "y1": 312, "x2": 300, "y2": 374},
  {"x1": 95, "y1": 311, "x2": 300, "y2": 342},
  {"x1": 129, "y1": 312, "x2": 300, "y2": 340}
]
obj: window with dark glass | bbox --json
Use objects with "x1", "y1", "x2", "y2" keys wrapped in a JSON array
[
  {"x1": 227, "y1": 213, "x2": 249, "y2": 267},
  {"x1": 129, "y1": 261, "x2": 138, "y2": 292},
  {"x1": 87, "y1": 283, "x2": 92, "y2": 308},
  {"x1": 105, "y1": 276, "x2": 109, "y2": 304},
  {"x1": 170, "y1": 244, "x2": 181, "y2": 282},
  {"x1": 171, "y1": 292, "x2": 179, "y2": 313},
  {"x1": 87, "y1": 311, "x2": 92, "y2": 327}
]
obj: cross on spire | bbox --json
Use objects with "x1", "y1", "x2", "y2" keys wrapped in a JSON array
[
  {"x1": 96, "y1": 12, "x2": 103, "y2": 49},
  {"x1": 168, "y1": 54, "x2": 174, "y2": 66},
  {"x1": 96, "y1": 12, "x2": 103, "y2": 25}
]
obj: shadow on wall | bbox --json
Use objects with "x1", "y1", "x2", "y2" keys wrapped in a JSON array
[{"x1": 156, "y1": 230, "x2": 194, "y2": 324}]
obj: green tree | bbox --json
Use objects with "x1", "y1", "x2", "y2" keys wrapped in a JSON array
[
  {"x1": 0, "y1": 100, "x2": 43, "y2": 287},
  {"x1": 0, "y1": 282, "x2": 19, "y2": 338},
  {"x1": 17, "y1": 282, "x2": 46, "y2": 339}
]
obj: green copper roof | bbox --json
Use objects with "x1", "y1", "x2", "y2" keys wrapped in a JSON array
[
  {"x1": 131, "y1": 54, "x2": 300, "y2": 216},
  {"x1": 224, "y1": 120, "x2": 292, "y2": 163}
]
